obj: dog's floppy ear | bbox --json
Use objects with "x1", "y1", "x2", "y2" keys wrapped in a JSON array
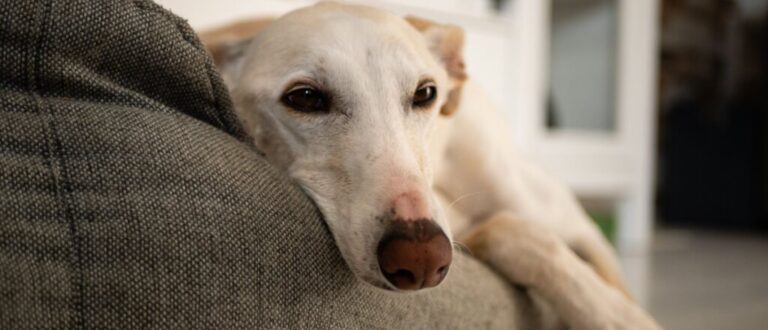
[
  {"x1": 406, "y1": 16, "x2": 467, "y2": 116},
  {"x1": 199, "y1": 17, "x2": 275, "y2": 84}
]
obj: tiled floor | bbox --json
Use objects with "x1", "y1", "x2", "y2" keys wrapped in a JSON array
[{"x1": 645, "y1": 228, "x2": 768, "y2": 330}]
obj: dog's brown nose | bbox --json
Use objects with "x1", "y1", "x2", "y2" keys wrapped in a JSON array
[{"x1": 377, "y1": 219, "x2": 452, "y2": 290}]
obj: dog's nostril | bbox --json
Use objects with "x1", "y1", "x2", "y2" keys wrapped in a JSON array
[
  {"x1": 437, "y1": 266, "x2": 448, "y2": 277},
  {"x1": 384, "y1": 269, "x2": 417, "y2": 287},
  {"x1": 393, "y1": 269, "x2": 415, "y2": 282}
]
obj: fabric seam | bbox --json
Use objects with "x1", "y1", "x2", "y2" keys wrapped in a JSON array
[{"x1": 29, "y1": 0, "x2": 85, "y2": 328}]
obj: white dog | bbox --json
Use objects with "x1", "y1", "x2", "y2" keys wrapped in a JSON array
[{"x1": 202, "y1": 3, "x2": 660, "y2": 329}]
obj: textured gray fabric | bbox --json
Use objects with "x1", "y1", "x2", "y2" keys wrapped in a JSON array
[{"x1": 0, "y1": 0, "x2": 531, "y2": 328}]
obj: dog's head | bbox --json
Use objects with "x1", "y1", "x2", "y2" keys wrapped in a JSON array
[{"x1": 208, "y1": 2, "x2": 466, "y2": 291}]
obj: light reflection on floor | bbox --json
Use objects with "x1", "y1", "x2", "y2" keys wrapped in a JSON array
[{"x1": 621, "y1": 228, "x2": 768, "y2": 330}]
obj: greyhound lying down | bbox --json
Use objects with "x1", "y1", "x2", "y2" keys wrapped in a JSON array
[{"x1": 201, "y1": 3, "x2": 660, "y2": 329}]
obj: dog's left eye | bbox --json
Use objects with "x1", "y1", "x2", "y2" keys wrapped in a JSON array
[
  {"x1": 281, "y1": 87, "x2": 330, "y2": 113},
  {"x1": 412, "y1": 83, "x2": 437, "y2": 108}
]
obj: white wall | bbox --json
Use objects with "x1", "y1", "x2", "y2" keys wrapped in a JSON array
[{"x1": 156, "y1": 0, "x2": 308, "y2": 30}]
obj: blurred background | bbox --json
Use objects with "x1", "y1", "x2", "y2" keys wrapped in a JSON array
[{"x1": 155, "y1": 0, "x2": 768, "y2": 328}]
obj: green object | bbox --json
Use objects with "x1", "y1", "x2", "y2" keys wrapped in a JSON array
[{"x1": 590, "y1": 212, "x2": 617, "y2": 244}]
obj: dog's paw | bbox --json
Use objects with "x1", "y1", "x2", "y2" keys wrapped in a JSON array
[{"x1": 460, "y1": 212, "x2": 569, "y2": 287}]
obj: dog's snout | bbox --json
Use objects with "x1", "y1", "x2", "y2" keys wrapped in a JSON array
[
  {"x1": 377, "y1": 219, "x2": 452, "y2": 290},
  {"x1": 392, "y1": 191, "x2": 431, "y2": 220}
]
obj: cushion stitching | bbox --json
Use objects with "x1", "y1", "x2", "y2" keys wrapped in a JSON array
[{"x1": 29, "y1": 0, "x2": 85, "y2": 329}]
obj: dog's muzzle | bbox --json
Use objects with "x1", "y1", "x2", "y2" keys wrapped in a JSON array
[{"x1": 376, "y1": 219, "x2": 452, "y2": 290}]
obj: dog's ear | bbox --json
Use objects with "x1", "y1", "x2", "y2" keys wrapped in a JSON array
[
  {"x1": 406, "y1": 16, "x2": 467, "y2": 116},
  {"x1": 199, "y1": 17, "x2": 275, "y2": 85}
]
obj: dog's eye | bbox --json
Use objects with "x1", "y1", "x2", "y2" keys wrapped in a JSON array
[
  {"x1": 281, "y1": 87, "x2": 329, "y2": 113},
  {"x1": 412, "y1": 83, "x2": 437, "y2": 108}
]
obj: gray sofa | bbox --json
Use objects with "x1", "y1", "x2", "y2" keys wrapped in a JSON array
[{"x1": 0, "y1": 0, "x2": 534, "y2": 328}]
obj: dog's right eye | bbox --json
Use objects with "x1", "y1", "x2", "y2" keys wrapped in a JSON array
[
  {"x1": 281, "y1": 87, "x2": 330, "y2": 113},
  {"x1": 412, "y1": 82, "x2": 437, "y2": 109}
]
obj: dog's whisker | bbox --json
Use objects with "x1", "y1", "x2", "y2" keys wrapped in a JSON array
[
  {"x1": 452, "y1": 241, "x2": 473, "y2": 256},
  {"x1": 447, "y1": 191, "x2": 485, "y2": 209}
]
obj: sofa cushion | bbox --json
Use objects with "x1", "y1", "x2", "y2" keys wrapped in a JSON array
[{"x1": 0, "y1": 0, "x2": 529, "y2": 328}]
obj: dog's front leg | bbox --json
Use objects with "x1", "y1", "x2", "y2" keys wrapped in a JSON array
[{"x1": 461, "y1": 212, "x2": 661, "y2": 330}]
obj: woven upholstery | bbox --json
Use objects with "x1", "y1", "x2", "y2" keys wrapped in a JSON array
[{"x1": 0, "y1": 0, "x2": 529, "y2": 328}]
